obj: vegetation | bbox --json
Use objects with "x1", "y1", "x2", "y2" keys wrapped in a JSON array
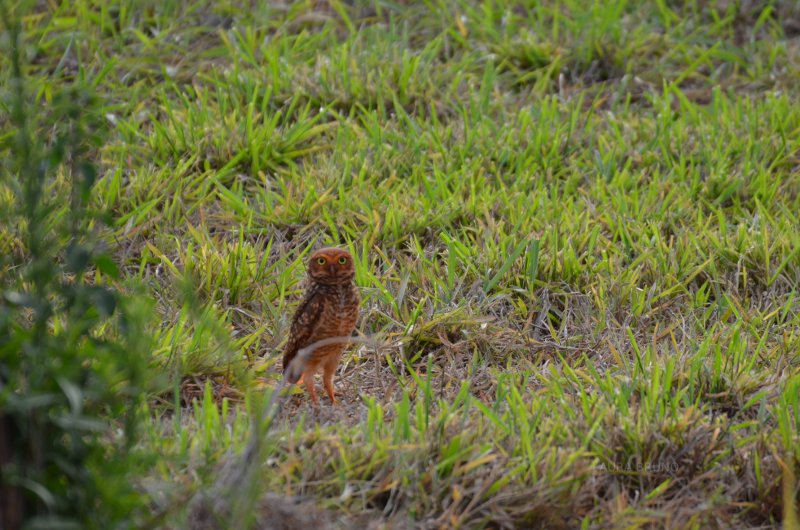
[
  {"x1": 0, "y1": 3, "x2": 150, "y2": 528},
  {"x1": 2, "y1": 0, "x2": 800, "y2": 528}
]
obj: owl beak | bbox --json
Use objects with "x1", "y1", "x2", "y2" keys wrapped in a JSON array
[{"x1": 329, "y1": 264, "x2": 336, "y2": 274}]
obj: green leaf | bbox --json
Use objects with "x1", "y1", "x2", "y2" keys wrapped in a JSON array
[
  {"x1": 484, "y1": 238, "x2": 529, "y2": 293},
  {"x1": 527, "y1": 238, "x2": 540, "y2": 288},
  {"x1": 7, "y1": 393, "x2": 62, "y2": 412},
  {"x1": 66, "y1": 243, "x2": 91, "y2": 273},
  {"x1": 57, "y1": 377, "x2": 83, "y2": 415},
  {"x1": 52, "y1": 414, "x2": 107, "y2": 432},
  {"x1": 20, "y1": 480, "x2": 58, "y2": 511},
  {"x1": 92, "y1": 253, "x2": 120, "y2": 279},
  {"x1": 88, "y1": 286, "x2": 116, "y2": 317},
  {"x1": 3, "y1": 290, "x2": 37, "y2": 307},
  {"x1": 78, "y1": 162, "x2": 97, "y2": 202}
]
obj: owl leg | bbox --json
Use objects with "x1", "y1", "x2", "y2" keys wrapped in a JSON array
[
  {"x1": 302, "y1": 366, "x2": 319, "y2": 407},
  {"x1": 322, "y1": 353, "x2": 341, "y2": 405}
]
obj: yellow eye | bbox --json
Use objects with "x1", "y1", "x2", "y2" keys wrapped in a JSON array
[
  {"x1": 338, "y1": 257, "x2": 348, "y2": 265},
  {"x1": 316, "y1": 257, "x2": 326, "y2": 265}
]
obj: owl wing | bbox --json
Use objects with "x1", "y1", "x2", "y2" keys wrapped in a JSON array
[{"x1": 282, "y1": 286, "x2": 325, "y2": 382}]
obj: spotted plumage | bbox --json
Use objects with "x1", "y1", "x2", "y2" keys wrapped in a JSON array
[{"x1": 282, "y1": 247, "x2": 360, "y2": 406}]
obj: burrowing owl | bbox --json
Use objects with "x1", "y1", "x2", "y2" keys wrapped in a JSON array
[{"x1": 282, "y1": 247, "x2": 360, "y2": 406}]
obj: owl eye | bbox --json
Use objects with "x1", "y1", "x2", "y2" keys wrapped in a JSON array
[
  {"x1": 316, "y1": 257, "x2": 327, "y2": 265},
  {"x1": 338, "y1": 257, "x2": 348, "y2": 265}
]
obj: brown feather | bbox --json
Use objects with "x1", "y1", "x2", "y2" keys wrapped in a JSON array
[
  {"x1": 282, "y1": 284, "x2": 325, "y2": 382},
  {"x1": 279, "y1": 247, "x2": 361, "y2": 404}
]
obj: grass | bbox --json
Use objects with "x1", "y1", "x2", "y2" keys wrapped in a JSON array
[{"x1": 3, "y1": 0, "x2": 800, "y2": 528}]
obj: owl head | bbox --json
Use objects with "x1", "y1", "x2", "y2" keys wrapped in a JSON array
[{"x1": 307, "y1": 247, "x2": 356, "y2": 285}]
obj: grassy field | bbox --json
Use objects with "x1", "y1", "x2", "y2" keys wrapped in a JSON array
[{"x1": 3, "y1": 0, "x2": 800, "y2": 528}]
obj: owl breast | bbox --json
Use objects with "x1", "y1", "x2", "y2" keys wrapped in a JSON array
[{"x1": 310, "y1": 283, "x2": 360, "y2": 361}]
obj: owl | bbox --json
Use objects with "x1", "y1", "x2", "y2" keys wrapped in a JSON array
[{"x1": 282, "y1": 247, "x2": 361, "y2": 406}]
